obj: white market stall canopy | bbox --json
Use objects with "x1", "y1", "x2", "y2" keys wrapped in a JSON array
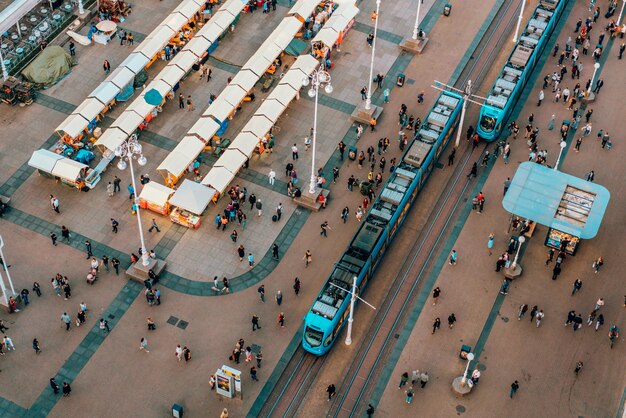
[
  {"x1": 112, "y1": 111, "x2": 144, "y2": 135},
  {"x1": 173, "y1": 0, "x2": 203, "y2": 19},
  {"x1": 106, "y1": 66, "x2": 136, "y2": 90},
  {"x1": 230, "y1": 132, "x2": 259, "y2": 157},
  {"x1": 259, "y1": 41, "x2": 284, "y2": 63},
  {"x1": 288, "y1": 0, "x2": 319, "y2": 19},
  {"x1": 230, "y1": 69, "x2": 258, "y2": 92},
  {"x1": 55, "y1": 114, "x2": 89, "y2": 139},
  {"x1": 188, "y1": 117, "x2": 221, "y2": 142},
  {"x1": 292, "y1": 54, "x2": 320, "y2": 74},
  {"x1": 157, "y1": 136, "x2": 205, "y2": 177},
  {"x1": 159, "y1": 65, "x2": 186, "y2": 88},
  {"x1": 136, "y1": 27, "x2": 176, "y2": 59},
  {"x1": 168, "y1": 179, "x2": 214, "y2": 214},
  {"x1": 254, "y1": 99, "x2": 287, "y2": 123},
  {"x1": 147, "y1": 79, "x2": 174, "y2": 98},
  {"x1": 126, "y1": 94, "x2": 156, "y2": 117},
  {"x1": 221, "y1": 84, "x2": 248, "y2": 108},
  {"x1": 211, "y1": 9, "x2": 237, "y2": 31},
  {"x1": 242, "y1": 115, "x2": 274, "y2": 139},
  {"x1": 51, "y1": 158, "x2": 88, "y2": 181},
  {"x1": 223, "y1": 0, "x2": 247, "y2": 16},
  {"x1": 28, "y1": 149, "x2": 64, "y2": 173},
  {"x1": 186, "y1": 35, "x2": 212, "y2": 57},
  {"x1": 139, "y1": 181, "x2": 175, "y2": 206},
  {"x1": 201, "y1": 166, "x2": 235, "y2": 194},
  {"x1": 313, "y1": 26, "x2": 340, "y2": 49},
  {"x1": 276, "y1": 16, "x2": 303, "y2": 40},
  {"x1": 119, "y1": 52, "x2": 149, "y2": 75},
  {"x1": 244, "y1": 52, "x2": 273, "y2": 77},
  {"x1": 271, "y1": 84, "x2": 300, "y2": 107},
  {"x1": 95, "y1": 127, "x2": 128, "y2": 152},
  {"x1": 279, "y1": 68, "x2": 309, "y2": 90},
  {"x1": 89, "y1": 82, "x2": 120, "y2": 105},
  {"x1": 72, "y1": 97, "x2": 103, "y2": 123},
  {"x1": 170, "y1": 50, "x2": 198, "y2": 73},
  {"x1": 216, "y1": 148, "x2": 247, "y2": 171},
  {"x1": 204, "y1": 97, "x2": 234, "y2": 123},
  {"x1": 162, "y1": 12, "x2": 189, "y2": 32}
]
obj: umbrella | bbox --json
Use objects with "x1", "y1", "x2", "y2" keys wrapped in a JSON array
[
  {"x1": 96, "y1": 20, "x2": 117, "y2": 32},
  {"x1": 144, "y1": 89, "x2": 163, "y2": 106}
]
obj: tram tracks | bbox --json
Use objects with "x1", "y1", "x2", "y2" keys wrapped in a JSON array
[{"x1": 256, "y1": 1, "x2": 521, "y2": 416}]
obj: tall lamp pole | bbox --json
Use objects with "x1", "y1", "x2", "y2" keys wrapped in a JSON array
[
  {"x1": 587, "y1": 62, "x2": 601, "y2": 95},
  {"x1": 0, "y1": 236, "x2": 17, "y2": 306},
  {"x1": 0, "y1": 48, "x2": 8, "y2": 80},
  {"x1": 554, "y1": 140, "x2": 567, "y2": 171},
  {"x1": 329, "y1": 277, "x2": 376, "y2": 345},
  {"x1": 618, "y1": 0, "x2": 625, "y2": 25},
  {"x1": 461, "y1": 353, "x2": 475, "y2": 386},
  {"x1": 512, "y1": 0, "x2": 526, "y2": 42},
  {"x1": 365, "y1": 0, "x2": 381, "y2": 110},
  {"x1": 411, "y1": 0, "x2": 422, "y2": 40},
  {"x1": 510, "y1": 236, "x2": 526, "y2": 269},
  {"x1": 115, "y1": 134, "x2": 150, "y2": 267},
  {"x1": 302, "y1": 66, "x2": 333, "y2": 195}
]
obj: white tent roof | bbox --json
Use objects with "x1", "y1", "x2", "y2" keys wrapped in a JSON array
[
  {"x1": 188, "y1": 117, "x2": 220, "y2": 142},
  {"x1": 72, "y1": 97, "x2": 103, "y2": 123},
  {"x1": 162, "y1": 12, "x2": 189, "y2": 32},
  {"x1": 201, "y1": 166, "x2": 235, "y2": 194},
  {"x1": 112, "y1": 111, "x2": 144, "y2": 135},
  {"x1": 335, "y1": 4, "x2": 360, "y2": 21},
  {"x1": 260, "y1": 41, "x2": 284, "y2": 63},
  {"x1": 106, "y1": 66, "x2": 136, "y2": 90},
  {"x1": 204, "y1": 97, "x2": 233, "y2": 123},
  {"x1": 313, "y1": 26, "x2": 340, "y2": 48},
  {"x1": 276, "y1": 16, "x2": 303, "y2": 38},
  {"x1": 291, "y1": 54, "x2": 319, "y2": 74},
  {"x1": 221, "y1": 84, "x2": 248, "y2": 108},
  {"x1": 159, "y1": 65, "x2": 186, "y2": 88},
  {"x1": 51, "y1": 158, "x2": 88, "y2": 181},
  {"x1": 230, "y1": 132, "x2": 260, "y2": 157},
  {"x1": 173, "y1": 0, "x2": 203, "y2": 19},
  {"x1": 199, "y1": 20, "x2": 227, "y2": 43},
  {"x1": 89, "y1": 82, "x2": 120, "y2": 105},
  {"x1": 278, "y1": 68, "x2": 308, "y2": 90},
  {"x1": 243, "y1": 52, "x2": 273, "y2": 77},
  {"x1": 28, "y1": 149, "x2": 64, "y2": 173},
  {"x1": 120, "y1": 52, "x2": 149, "y2": 74},
  {"x1": 126, "y1": 95, "x2": 155, "y2": 119},
  {"x1": 95, "y1": 127, "x2": 128, "y2": 152},
  {"x1": 271, "y1": 84, "x2": 299, "y2": 107},
  {"x1": 169, "y1": 179, "x2": 214, "y2": 214},
  {"x1": 156, "y1": 136, "x2": 205, "y2": 177},
  {"x1": 272, "y1": 29, "x2": 296, "y2": 51},
  {"x1": 139, "y1": 181, "x2": 175, "y2": 205},
  {"x1": 230, "y1": 69, "x2": 258, "y2": 92},
  {"x1": 288, "y1": 0, "x2": 319, "y2": 19},
  {"x1": 255, "y1": 99, "x2": 287, "y2": 123},
  {"x1": 215, "y1": 148, "x2": 247, "y2": 171},
  {"x1": 171, "y1": 50, "x2": 198, "y2": 73},
  {"x1": 211, "y1": 9, "x2": 236, "y2": 31},
  {"x1": 55, "y1": 114, "x2": 89, "y2": 139},
  {"x1": 147, "y1": 79, "x2": 174, "y2": 98},
  {"x1": 136, "y1": 27, "x2": 175, "y2": 59},
  {"x1": 223, "y1": 0, "x2": 247, "y2": 16},
  {"x1": 242, "y1": 115, "x2": 274, "y2": 139},
  {"x1": 185, "y1": 35, "x2": 212, "y2": 58}
]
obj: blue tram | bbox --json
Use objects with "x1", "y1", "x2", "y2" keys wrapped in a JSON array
[
  {"x1": 303, "y1": 91, "x2": 463, "y2": 355},
  {"x1": 476, "y1": 0, "x2": 567, "y2": 142}
]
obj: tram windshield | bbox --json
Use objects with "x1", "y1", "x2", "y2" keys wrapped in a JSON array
[
  {"x1": 480, "y1": 115, "x2": 496, "y2": 133},
  {"x1": 304, "y1": 326, "x2": 323, "y2": 347}
]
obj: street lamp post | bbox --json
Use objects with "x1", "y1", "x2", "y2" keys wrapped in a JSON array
[
  {"x1": 411, "y1": 0, "x2": 422, "y2": 40},
  {"x1": 618, "y1": 0, "x2": 625, "y2": 25},
  {"x1": 554, "y1": 140, "x2": 567, "y2": 171},
  {"x1": 512, "y1": 0, "x2": 526, "y2": 42},
  {"x1": 460, "y1": 353, "x2": 475, "y2": 386},
  {"x1": 455, "y1": 80, "x2": 472, "y2": 147},
  {"x1": 510, "y1": 235, "x2": 526, "y2": 269},
  {"x1": 328, "y1": 277, "x2": 376, "y2": 346},
  {"x1": 587, "y1": 62, "x2": 601, "y2": 95},
  {"x1": 302, "y1": 66, "x2": 333, "y2": 195},
  {"x1": 365, "y1": 0, "x2": 381, "y2": 110},
  {"x1": 0, "y1": 48, "x2": 8, "y2": 80},
  {"x1": 115, "y1": 134, "x2": 150, "y2": 267},
  {"x1": 0, "y1": 236, "x2": 17, "y2": 306},
  {"x1": 78, "y1": 0, "x2": 84, "y2": 15}
]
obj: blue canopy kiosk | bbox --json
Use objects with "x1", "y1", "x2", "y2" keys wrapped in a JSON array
[{"x1": 502, "y1": 162, "x2": 610, "y2": 255}]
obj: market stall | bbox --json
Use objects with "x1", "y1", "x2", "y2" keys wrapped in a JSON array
[
  {"x1": 201, "y1": 165, "x2": 236, "y2": 197},
  {"x1": 119, "y1": 52, "x2": 149, "y2": 75},
  {"x1": 139, "y1": 181, "x2": 175, "y2": 215},
  {"x1": 168, "y1": 179, "x2": 214, "y2": 228},
  {"x1": 230, "y1": 69, "x2": 259, "y2": 92},
  {"x1": 51, "y1": 157, "x2": 89, "y2": 189},
  {"x1": 89, "y1": 81, "x2": 119, "y2": 108},
  {"x1": 188, "y1": 116, "x2": 221, "y2": 143},
  {"x1": 95, "y1": 126, "x2": 129, "y2": 154},
  {"x1": 230, "y1": 132, "x2": 260, "y2": 158},
  {"x1": 157, "y1": 136, "x2": 206, "y2": 186},
  {"x1": 28, "y1": 149, "x2": 64, "y2": 179}
]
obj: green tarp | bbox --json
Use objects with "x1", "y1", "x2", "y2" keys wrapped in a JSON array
[
  {"x1": 21, "y1": 46, "x2": 76, "y2": 88},
  {"x1": 285, "y1": 39, "x2": 309, "y2": 57}
]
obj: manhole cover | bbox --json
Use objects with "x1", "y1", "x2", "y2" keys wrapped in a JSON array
[
  {"x1": 167, "y1": 316, "x2": 179, "y2": 325},
  {"x1": 177, "y1": 320, "x2": 189, "y2": 330},
  {"x1": 251, "y1": 344, "x2": 262, "y2": 354},
  {"x1": 406, "y1": 78, "x2": 416, "y2": 85},
  {"x1": 456, "y1": 405, "x2": 466, "y2": 413},
  {"x1": 477, "y1": 363, "x2": 487, "y2": 371},
  {"x1": 502, "y1": 317, "x2": 509, "y2": 323},
  {"x1": 107, "y1": 314, "x2": 115, "y2": 320}
]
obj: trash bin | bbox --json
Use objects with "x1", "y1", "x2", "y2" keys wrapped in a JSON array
[
  {"x1": 359, "y1": 181, "x2": 371, "y2": 196},
  {"x1": 443, "y1": 3, "x2": 452, "y2": 16},
  {"x1": 348, "y1": 146, "x2": 357, "y2": 161},
  {"x1": 172, "y1": 404, "x2": 184, "y2": 418},
  {"x1": 396, "y1": 73, "x2": 405, "y2": 87},
  {"x1": 459, "y1": 344, "x2": 471, "y2": 359}
]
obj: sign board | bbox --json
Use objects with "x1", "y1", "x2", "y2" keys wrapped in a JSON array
[
  {"x1": 221, "y1": 365, "x2": 242, "y2": 393},
  {"x1": 215, "y1": 369, "x2": 233, "y2": 398}
]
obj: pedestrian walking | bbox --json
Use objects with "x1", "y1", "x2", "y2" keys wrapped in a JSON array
[
  {"x1": 33, "y1": 338, "x2": 41, "y2": 354},
  {"x1": 595, "y1": 314, "x2": 604, "y2": 331},
  {"x1": 304, "y1": 250, "x2": 312, "y2": 267},
  {"x1": 49, "y1": 232, "x2": 58, "y2": 246},
  {"x1": 50, "y1": 378, "x2": 60, "y2": 394},
  {"x1": 110, "y1": 218, "x2": 119, "y2": 233},
  {"x1": 50, "y1": 195, "x2": 60, "y2": 213},
  {"x1": 275, "y1": 290, "x2": 282, "y2": 306},
  {"x1": 592, "y1": 256, "x2": 603, "y2": 273},
  {"x1": 535, "y1": 310, "x2": 544, "y2": 327},
  {"x1": 341, "y1": 206, "x2": 349, "y2": 223},
  {"x1": 258, "y1": 285, "x2": 265, "y2": 302},
  {"x1": 148, "y1": 218, "x2": 160, "y2": 233},
  {"x1": 367, "y1": 404, "x2": 375, "y2": 417},
  {"x1": 186, "y1": 95, "x2": 194, "y2": 111},
  {"x1": 139, "y1": 337, "x2": 149, "y2": 353},
  {"x1": 432, "y1": 287, "x2": 441, "y2": 305},
  {"x1": 572, "y1": 278, "x2": 582, "y2": 295},
  {"x1": 510, "y1": 381, "x2": 519, "y2": 398},
  {"x1": 487, "y1": 233, "x2": 495, "y2": 255},
  {"x1": 327, "y1": 384, "x2": 336, "y2": 401},
  {"x1": 256, "y1": 350, "x2": 263, "y2": 368},
  {"x1": 256, "y1": 199, "x2": 263, "y2": 217},
  {"x1": 277, "y1": 312, "x2": 285, "y2": 328},
  {"x1": 398, "y1": 372, "x2": 409, "y2": 389},
  {"x1": 272, "y1": 244, "x2": 279, "y2": 260},
  {"x1": 292, "y1": 144, "x2": 299, "y2": 160},
  {"x1": 518, "y1": 304, "x2": 528, "y2": 320},
  {"x1": 250, "y1": 366, "x2": 259, "y2": 382},
  {"x1": 448, "y1": 148, "x2": 455, "y2": 166},
  {"x1": 252, "y1": 314, "x2": 261, "y2": 331},
  {"x1": 103, "y1": 60, "x2": 110, "y2": 74},
  {"x1": 405, "y1": 387, "x2": 414, "y2": 404},
  {"x1": 447, "y1": 313, "x2": 456, "y2": 328},
  {"x1": 268, "y1": 168, "x2": 276, "y2": 185},
  {"x1": 111, "y1": 257, "x2": 120, "y2": 275},
  {"x1": 419, "y1": 371, "x2": 429, "y2": 388},
  {"x1": 537, "y1": 89, "x2": 544, "y2": 106},
  {"x1": 449, "y1": 250, "x2": 457, "y2": 265},
  {"x1": 574, "y1": 361, "x2": 583, "y2": 376},
  {"x1": 320, "y1": 221, "x2": 332, "y2": 237},
  {"x1": 432, "y1": 318, "x2": 441, "y2": 334},
  {"x1": 175, "y1": 344, "x2": 183, "y2": 361},
  {"x1": 61, "y1": 312, "x2": 71, "y2": 331},
  {"x1": 594, "y1": 298, "x2": 604, "y2": 311},
  {"x1": 552, "y1": 264, "x2": 561, "y2": 280},
  {"x1": 33, "y1": 282, "x2": 42, "y2": 297}
]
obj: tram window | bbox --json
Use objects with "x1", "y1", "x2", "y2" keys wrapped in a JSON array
[
  {"x1": 305, "y1": 326, "x2": 323, "y2": 347},
  {"x1": 480, "y1": 116, "x2": 496, "y2": 132},
  {"x1": 495, "y1": 122, "x2": 502, "y2": 133},
  {"x1": 324, "y1": 334, "x2": 333, "y2": 347}
]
